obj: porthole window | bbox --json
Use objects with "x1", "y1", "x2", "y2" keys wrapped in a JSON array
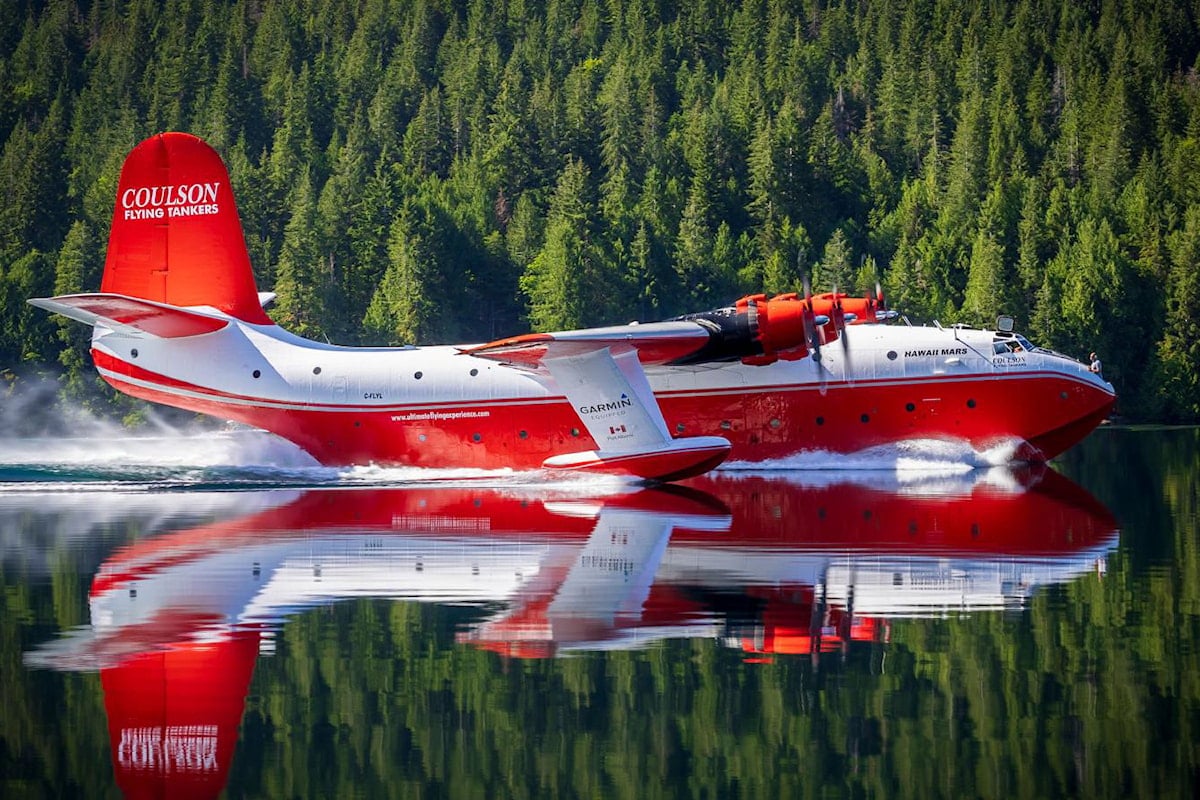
[
  {"x1": 518, "y1": 430, "x2": 528, "y2": 439},
  {"x1": 571, "y1": 428, "x2": 581, "y2": 437},
  {"x1": 469, "y1": 368, "x2": 479, "y2": 377},
  {"x1": 1060, "y1": 391, "x2": 1068, "y2": 399},
  {"x1": 720, "y1": 420, "x2": 732, "y2": 430},
  {"x1": 769, "y1": 418, "x2": 781, "y2": 429},
  {"x1": 861, "y1": 413, "x2": 870, "y2": 423},
  {"x1": 887, "y1": 350, "x2": 898, "y2": 360},
  {"x1": 905, "y1": 402, "x2": 915, "y2": 412},
  {"x1": 130, "y1": 348, "x2": 139, "y2": 359},
  {"x1": 816, "y1": 416, "x2": 825, "y2": 426},
  {"x1": 414, "y1": 371, "x2": 423, "y2": 380},
  {"x1": 967, "y1": 398, "x2": 976, "y2": 409},
  {"x1": 676, "y1": 423, "x2": 686, "y2": 433},
  {"x1": 312, "y1": 366, "x2": 321, "y2": 375},
  {"x1": 472, "y1": 433, "x2": 482, "y2": 442},
  {"x1": 252, "y1": 369, "x2": 261, "y2": 379}
]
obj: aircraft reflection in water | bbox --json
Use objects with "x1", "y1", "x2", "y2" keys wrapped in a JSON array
[{"x1": 28, "y1": 469, "x2": 1117, "y2": 798}]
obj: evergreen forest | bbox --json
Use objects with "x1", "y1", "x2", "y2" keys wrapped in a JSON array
[{"x1": 2, "y1": 0, "x2": 1199, "y2": 420}]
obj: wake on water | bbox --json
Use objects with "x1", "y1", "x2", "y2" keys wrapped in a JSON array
[
  {"x1": 0, "y1": 421, "x2": 1032, "y2": 494},
  {"x1": 0, "y1": 372, "x2": 1034, "y2": 492},
  {"x1": 0, "y1": 429, "x2": 595, "y2": 492}
]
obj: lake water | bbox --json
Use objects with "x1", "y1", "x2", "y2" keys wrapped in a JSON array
[{"x1": 1, "y1": 426, "x2": 1196, "y2": 798}]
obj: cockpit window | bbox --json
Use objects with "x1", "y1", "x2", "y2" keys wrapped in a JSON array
[{"x1": 993, "y1": 332, "x2": 1036, "y2": 353}]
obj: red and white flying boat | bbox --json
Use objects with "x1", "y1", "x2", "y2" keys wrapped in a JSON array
[{"x1": 31, "y1": 133, "x2": 1115, "y2": 480}]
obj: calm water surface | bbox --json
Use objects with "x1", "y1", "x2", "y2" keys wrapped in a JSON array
[{"x1": 1, "y1": 427, "x2": 1196, "y2": 798}]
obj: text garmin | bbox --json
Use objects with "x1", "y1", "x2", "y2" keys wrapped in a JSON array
[{"x1": 578, "y1": 396, "x2": 635, "y2": 416}]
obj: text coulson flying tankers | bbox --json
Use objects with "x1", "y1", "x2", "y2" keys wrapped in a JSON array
[
  {"x1": 31, "y1": 134, "x2": 1115, "y2": 481},
  {"x1": 26, "y1": 470, "x2": 1117, "y2": 799}
]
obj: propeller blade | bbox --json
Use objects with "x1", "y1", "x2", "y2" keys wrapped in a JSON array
[
  {"x1": 873, "y1": 280, "x2": 897, "y2": 321},
  {"x1": 802, "y1": 273, "x2": 826, "y2": 394},
  {"x1": 832, "y1": 284, "x2": 851, "y2": 377}
]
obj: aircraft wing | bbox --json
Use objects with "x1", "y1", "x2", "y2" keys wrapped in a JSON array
[
  {"x1": 459, "y1": 321, "x2": 713, "y2": 369},
  {"x1": 458, "y1": 294, "x2": 844, "y2": 480},
  {"x1": 462, "y1": 293, "x2": 833, "y2": 371},
  {"x1": 28, "y1": 293, "x2": 230, "y2": 338}
]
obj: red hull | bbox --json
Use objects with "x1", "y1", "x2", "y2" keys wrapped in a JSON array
[{"x1": 99, "y1": 348, "x2": 1114, "y2": 468}]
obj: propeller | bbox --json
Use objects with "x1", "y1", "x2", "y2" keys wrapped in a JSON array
[
  {"x1": 873, "y1": 280, "x2": 898, "y2": 321},
  {"x1": 830, "y1": 283, "x2": 852, "y2": 382},
  {"x1": 802, "y1": 273, "x2": 827, "y2": 395},
  {"x1": 831, "y1": 284, "x2": 850, "y2": 351},
  {"x1": 802, "y1": 274, "x2": 821, "y2": 359}
]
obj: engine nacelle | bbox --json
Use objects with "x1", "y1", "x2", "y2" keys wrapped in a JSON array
[{"x1": 669, "y1": 294, "x2": 830, "y2": 366}]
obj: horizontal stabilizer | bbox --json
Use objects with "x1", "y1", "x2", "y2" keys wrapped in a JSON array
[{"x1": 28, "y1": 293, "x2": 229, "y2": 338}]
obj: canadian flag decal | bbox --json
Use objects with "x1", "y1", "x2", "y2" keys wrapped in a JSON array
[{"x1": 609, "y1": 424, "x2": 627, "y2": 435}]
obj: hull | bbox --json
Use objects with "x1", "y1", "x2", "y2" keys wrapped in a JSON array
[{"x1": 90, "y1": 321, "x2": 1115, "y2": 469}]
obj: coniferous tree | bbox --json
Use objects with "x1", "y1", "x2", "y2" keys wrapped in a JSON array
[
  {"x1": 520, "y1": 158, "x2": 598, "y2": 330},
  {"x1": 1151, "y1": 205, "x2": 1200, "y2": 420},
  {"x1": 272, "y1": 169, "x2": 327, "y2": 339},
  {"x1": 364, "y1": 198, "x2": 437, "y2": 345}
]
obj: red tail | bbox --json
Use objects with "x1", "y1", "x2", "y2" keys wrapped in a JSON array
[{"x1": 101, "y1": 133, "x2": 272, "y2": 325}]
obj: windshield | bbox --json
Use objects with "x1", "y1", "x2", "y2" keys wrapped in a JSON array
[{"x1": 992, "y1": 331, "x2": 1038, "y2": 353}]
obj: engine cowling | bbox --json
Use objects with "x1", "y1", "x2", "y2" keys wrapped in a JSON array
[{"x1": 669, "y1": 294, "x2": 831, "y2": 366}]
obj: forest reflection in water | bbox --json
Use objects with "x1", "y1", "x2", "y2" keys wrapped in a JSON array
[{"x1": 3, "y1": 427, "x2": 1198, "y2": 798}]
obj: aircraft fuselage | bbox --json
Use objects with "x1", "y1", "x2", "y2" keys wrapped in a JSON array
[{"x1": 91, "y1": 317, "x2": 1114, "y2": 468}]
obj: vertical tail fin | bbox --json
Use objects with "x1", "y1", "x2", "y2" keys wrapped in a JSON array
[{"x1": 102, "y1": 132, "x2": 272, "y2": 324}]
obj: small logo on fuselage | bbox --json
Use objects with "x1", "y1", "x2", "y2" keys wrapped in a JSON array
[
  {"x1": 903, "y1": 347, "x2": 968, "y2": 357},
  {"x1": 577, "y1": 394, "x2": 634, "y2": 416}
]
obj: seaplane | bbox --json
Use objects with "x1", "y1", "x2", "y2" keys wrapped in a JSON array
[{"x1": 30, "y1": 133, "x2": 1116, "y2": 480}]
